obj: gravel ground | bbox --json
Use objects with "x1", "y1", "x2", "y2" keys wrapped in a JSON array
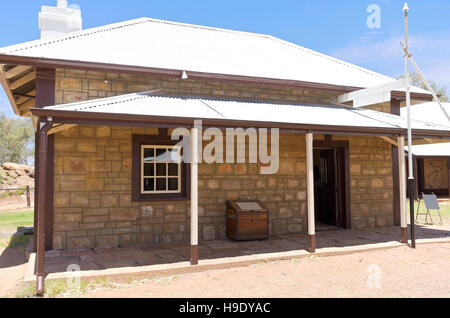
[{"x1": 83, "y1": 242, "x2": 450, "y2": 298}]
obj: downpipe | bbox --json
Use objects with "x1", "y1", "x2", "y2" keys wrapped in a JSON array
[{"x1": 36, "y1": 118, "x2": 53, "y2": 296}]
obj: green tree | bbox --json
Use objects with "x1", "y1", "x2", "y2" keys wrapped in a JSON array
[
  {"x1": 409, "y1": 72, "x2": 448, "y2": 102},
  {"x1": 0, "y1": 112, "x2": 34, "y2": 165}
]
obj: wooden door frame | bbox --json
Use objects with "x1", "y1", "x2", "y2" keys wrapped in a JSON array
[{"x1": 313, "y1": 140, "x2": 351, "y2": 229}]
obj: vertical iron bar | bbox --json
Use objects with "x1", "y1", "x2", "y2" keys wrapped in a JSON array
[{"x1": 403, "y1": 3, "x2": 416, "y2": 248}]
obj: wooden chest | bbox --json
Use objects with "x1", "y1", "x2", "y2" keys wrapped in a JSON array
[{"x1": 226, "y1": 200, "x2": 269, "y2": 241}]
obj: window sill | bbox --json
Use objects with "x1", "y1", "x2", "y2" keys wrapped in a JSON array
[{"x1": 132, "y1": 193, "x2": 189, "y2": 202}]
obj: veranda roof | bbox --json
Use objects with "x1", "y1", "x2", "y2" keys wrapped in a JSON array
[
  {"x1": 401, "y1": 102, "x2": 450, "y2": 156},
  {"x1": 401, "y1": 101, "x2": 450, "y2": 126},
  {"x1": 31, "y1": 92, "x2": 450, "y2": 137},
  {"x1": 411, "y1": 143, "x2": 450, "y2": 156}
]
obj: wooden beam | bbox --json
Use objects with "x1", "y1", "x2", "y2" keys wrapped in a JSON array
[
  {"x1": 10, "y1": 71, "x2": 36, "y2": 90},
  {"x1": 380, "y1": 136, "x2": 398, "y2": 147},
  {"x1": 5, "y1": 65, "x2": 33, "y2": 80},
  {"x1": 0, "y1": 65, "x2": 20, "y2": 115},
  {"x1": 190, "y1": 126, "x2": 199, "y2": 266},
  {"x1": 398, "y1": 136, "x2": 408, "y2": 243},
  {"x1": 48, "y1": 124, "x2": 78, "y2": 135},
  {"x1": 20, "y1": 109, "x2": 31, "y2": 117},
  {"x1": 18, "y1": 98, "x2": 35, "y2": 109},
  {"x1": 15, "y1": 89, "x2": 36, "y2": 105},
  {"x1": 408, "y1": 138, "x2": 450, "y2": 146},
  {"x1": 306, "y1": 132, "x2": 316, "y2": 253}
]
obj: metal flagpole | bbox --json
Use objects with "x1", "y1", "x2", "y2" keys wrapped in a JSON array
[{"x1": 403, "y1": 3, "x2": 416, "y2": 248}]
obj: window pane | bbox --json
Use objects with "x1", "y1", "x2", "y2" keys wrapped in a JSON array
[
  {"x1": 156, "y1": 148, "x2": 167, "y2": 162},
  {"x1": 156, "y1": 163, "x2": 166, "y2": 176},
  {"x1": 168, "y1": 178, "x2": 179, "y2": 191},
  {"x1": 156, "y1": 178, "x2": 167, "y2": 191},
  {"x1": 168, "y1": 148, "x2": 180, "y2": 162},
  {"x1": 143, "y1": 178, "x2": 154, "y2": 191},
  {"x1": 143, "y1": 148, "x2": 155, "y2": 161},
  {"x1": 168, "y1": 163, "x2": 178, "y2": 176},
  {"x1": 143, "y1": 163, "x2": 154, "y2": 176}
]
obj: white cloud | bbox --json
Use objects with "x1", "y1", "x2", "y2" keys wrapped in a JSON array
[{"x1": 328, "y1": 32, "x2": 450, "y2": 89}]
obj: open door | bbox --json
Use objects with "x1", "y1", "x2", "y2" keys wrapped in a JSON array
[
  {"x1": 313, "y1": 140, "x2": 350, "y2": 229},
  {"x1": 314, "y1": 149, "x2": 338, "y2": 226}
]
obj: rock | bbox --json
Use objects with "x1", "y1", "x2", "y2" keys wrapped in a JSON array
[
  {"x1": 0, "y1": 162, "x2": 35, "y2": 188},
  {"x1": 15, "y1": 169, "x2": 27, "y2": 177},
  {"x1": 2, "y1": 162, "x2": 29, "y2": 172},
  {"x1": 7, "y1": 170, "x2": 18, "y2": 178},
  {"x1": 15, "y1": 175, "x2": 34, "y2": 187}
]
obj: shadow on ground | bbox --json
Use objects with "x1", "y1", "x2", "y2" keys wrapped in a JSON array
[
  {"x1": 0, "y1": 232, "x2": 30, "y2": 269},
  {"x1": 41, "y1": 223, "x2": 450, "y2": 275}
]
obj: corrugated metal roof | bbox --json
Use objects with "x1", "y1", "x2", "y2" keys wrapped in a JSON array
[
  {"x1": 401, "y1": 101, "x2": 450, "y2": 127},
  {"x1": 401, "y1": 102, "x2": 450, "y2": 156},
  {"x1": 42, "y1": 92, "x2": 450, "y2": 132},
  {"x1": 0, "y1": 17, "x2": 427, "y2": 92}
]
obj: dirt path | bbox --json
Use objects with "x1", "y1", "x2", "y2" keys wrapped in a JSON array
[
  {"x1": 83, "y1": 243, "x2": 450, "y2": 298},
  {"x1": 0, "y1": 246, "x2": 28, "y2": 297}
]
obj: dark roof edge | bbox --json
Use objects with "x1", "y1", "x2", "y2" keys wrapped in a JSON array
[{"x1": 30, "y1": 107, "x2": 450, "y2": 138}]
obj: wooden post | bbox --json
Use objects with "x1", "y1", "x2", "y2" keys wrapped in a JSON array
[
  {"x1": 306, "y1": 132, "x2": 316, "y2": 253},
  {"x1": 190, "y1": 126, "x2": 199, "y2": 265},
  {"x1": 398, "y1": 136, "x2": 408, "y2": 243},
  {"x1": 36, "y1": 120, "x2": 52, "y2": 296},
  {"x1": 26, "y1": 186, "x2": 31, "y2": 208}
]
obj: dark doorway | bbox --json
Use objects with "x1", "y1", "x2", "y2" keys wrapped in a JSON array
[
  {"x1": 313, "y1": 140, "x2": 350, "y2": 229},
  {"x1": 314, "y1": 149, "x2": 339, "y2": 227}
]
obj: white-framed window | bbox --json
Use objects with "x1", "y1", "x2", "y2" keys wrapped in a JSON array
[{"x1": 140, "y1": 145, "x2": 182, "y2": 194}]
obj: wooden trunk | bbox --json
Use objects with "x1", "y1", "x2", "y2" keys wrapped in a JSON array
[{"x1": 226, "y1": 200, "x2": 269, "y2": 241}]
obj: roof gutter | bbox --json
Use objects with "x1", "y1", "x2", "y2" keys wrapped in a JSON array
[
  {"x1": 0, "y1": 54, "x2": 433, "y2": 99},
  {"x1": 30, "y1": 107, "x2": 450, "y2": 138}
]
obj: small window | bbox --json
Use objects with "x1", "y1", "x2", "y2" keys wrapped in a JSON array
[
  {"x1": 141, "y1": 145, "x2": 182, "y2": 194},
  {"x1": 132, "y1": 133, "x2": 189, "y2": 202}
]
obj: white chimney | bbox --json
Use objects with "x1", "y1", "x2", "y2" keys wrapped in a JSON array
[{"x1": 39, "y1": 0, "x2": 82, "y2": 39}]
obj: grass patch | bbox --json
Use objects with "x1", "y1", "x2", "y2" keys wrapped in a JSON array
[
  {"x1": 0, "y1": 209, "x2": 33, "y2": 233},
  {"x1": 407, "y1": 200, "x2": 450, "y2": 221},
  {"x1": 14, "y1": 278, "x2": 117, "y2": 298},
  {"x1": 0, "y1": 235, "x2": 30, "y2": 250},
  {"x1": 0, "y1": 188, "x2": 26, "y2": 199}
]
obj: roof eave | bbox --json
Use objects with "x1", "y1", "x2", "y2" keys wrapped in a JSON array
[
  {"x1": 30, "y1": 107, "x2": 450, "y2": 138},
  {"x1": 0, "y1": 53, "x2": 434, "y2": 100}
]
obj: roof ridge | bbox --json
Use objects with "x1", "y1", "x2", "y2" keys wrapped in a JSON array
[
  {"x1": 1, "y1": 17, "x2": 273, "y2": 54},
  {"x1": 1, "y1": 17, "x2": 150, "y2": 54}
]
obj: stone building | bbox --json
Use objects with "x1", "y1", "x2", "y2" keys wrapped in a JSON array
[
  {"x1": 1, "y1": 14, "x2": 449, "y2": 294},
  {"x1": 403, "y1": 102, "x2": 450, "y2": 197}
]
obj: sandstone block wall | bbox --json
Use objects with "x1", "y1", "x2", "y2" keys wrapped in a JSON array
[
  {"x1": 51, "y1": 69, "x2": 395, "y2": 250},
  {"x1": 424, "y1": 158, "x2": 449, "y2": 190}
]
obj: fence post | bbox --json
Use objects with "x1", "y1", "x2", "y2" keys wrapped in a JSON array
[{"x1": 26, "y1": 186, "x2": 31, "y2": 208}]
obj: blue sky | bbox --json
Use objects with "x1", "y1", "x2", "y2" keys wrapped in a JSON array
[{"x1": 1, "y1": 0, "x2": 450, "y2": 117}]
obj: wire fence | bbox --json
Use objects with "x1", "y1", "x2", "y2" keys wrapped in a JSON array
[{"x1": 0, "y1": 186, "x2": 35, "y2": 211}]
